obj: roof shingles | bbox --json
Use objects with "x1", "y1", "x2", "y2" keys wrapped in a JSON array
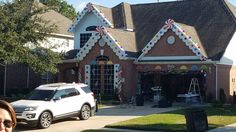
[{"x1": 69, "y1": 0, "x2": 236, "y2": 61}]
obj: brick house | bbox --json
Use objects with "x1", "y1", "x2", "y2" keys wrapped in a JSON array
[{"x1": 59, "y1": 0, "x2": 236, "y2": 102}]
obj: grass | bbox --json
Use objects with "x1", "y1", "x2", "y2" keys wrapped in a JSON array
[{"x1": 83, "y1": 105, "x2": 236, "y2": 132}]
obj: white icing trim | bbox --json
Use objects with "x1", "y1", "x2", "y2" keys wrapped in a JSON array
[
  {"x1": 135, "y1": 60, "x2": 215, "y2": 65},
  {"x1": 137, "y1": 19, "x2": 207, "y2": 61},
  {"x1": 76, "y1": 33, "x2": 100, "y2": 60},
  {"x1": 140, "y1": 56, "x2": 201, "y2": 61},
  {"x1": 85, "y1": 65, "x2": 90, "y2": 86},
  {"x1": 68, "y1": 3, "x2": 113, "y2": 32},
  {"x1": 114, "y1": 64, "x2": 120, "y2": 89},
  {"x1": 76, "y1": 26, "x2": 127, "y2": 61}
]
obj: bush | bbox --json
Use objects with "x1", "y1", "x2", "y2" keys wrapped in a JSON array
[
  {"x1": 211, "y1": 100, "x2": 223, "y2": 108},
  {"x1": 206, "y1": 92, "x2": 214, "y2": 103},
  {"x1": 219, "y1": 88, "x2": 226, "y2": 104}
]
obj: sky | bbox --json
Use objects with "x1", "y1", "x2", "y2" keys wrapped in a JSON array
[{"x1": 66, "y1": 0, "x2": 236, "y2": 12}]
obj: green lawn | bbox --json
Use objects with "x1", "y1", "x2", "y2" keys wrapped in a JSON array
[{"x1": 83, "y1": 105, "x2": 236, "y2": 132}]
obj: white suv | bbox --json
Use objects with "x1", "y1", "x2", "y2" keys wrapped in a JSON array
[{"x1": 11, "y1": 83, "x2": 97, "y2": 129}]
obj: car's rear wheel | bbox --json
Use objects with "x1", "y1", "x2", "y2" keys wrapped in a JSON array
[
  {"x1": 38, "y1": 111, "x2": 52, "y2": 129},
  {"x1": 79, "y1": 104, "x2": 91, "y2": 120}
]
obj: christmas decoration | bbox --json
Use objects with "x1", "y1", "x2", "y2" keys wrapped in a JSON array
[
  {"x1": 76, "y1": 26, "x2": 127, "y2": 61},
  {"x1": 138, "y1": 19, "x2": 207, "y2": 61},
  {"x1": 68, "y1": 3, "x2": 113, "y2": 32}
]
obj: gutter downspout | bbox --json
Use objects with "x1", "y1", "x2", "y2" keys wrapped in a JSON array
[{"x1": 213, "y1": 62, "x2": 218, "y2": 100}]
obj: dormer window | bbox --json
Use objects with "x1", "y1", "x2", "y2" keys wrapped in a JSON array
[
  {"x1": 80, "y1": 33, "x2": 92, "y2": 48},
  {"x1": 80, "y1": 26, "x2": 97, "y2": 48}
]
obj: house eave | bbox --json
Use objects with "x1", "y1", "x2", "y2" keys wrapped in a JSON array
[
  {"x1": 50, "y1": 33, "x2": 74, "y2": 39},
  {"x1": 62, "y1": 59, "x2": 79, "y2": 63},
  {"x1": 134, "y1": 60, "x2": 216, "y2": 65}
]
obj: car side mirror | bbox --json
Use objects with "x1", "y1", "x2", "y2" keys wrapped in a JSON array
[{"x1": 53, "y1": 97, "x2": 61, "y2": 101}]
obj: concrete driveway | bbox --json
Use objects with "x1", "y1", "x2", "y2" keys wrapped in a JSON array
[{"x1": 14, "y1": 102, "x2": 184, "y2": 132}]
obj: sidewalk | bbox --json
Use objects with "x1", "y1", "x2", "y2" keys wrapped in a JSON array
[
  {"x1": 207, "y1": 123, "x2": 236, "y2": 132},
  {"x1": 100, "y1": 128, "x2": 154, "y2": 132}
]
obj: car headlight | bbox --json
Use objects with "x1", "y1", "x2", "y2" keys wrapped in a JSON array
[{"x1": 24, "y1": 107, "x2": 38, "y2": 111}]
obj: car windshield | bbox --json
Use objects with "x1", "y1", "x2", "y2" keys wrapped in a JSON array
[{"x1": 28, "y1": 90, "x2": 55, "y2": 101}]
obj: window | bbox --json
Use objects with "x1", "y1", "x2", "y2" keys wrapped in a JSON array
[
  {"x1": 232, "y1": 78, "x2": 235, "y2": 83},
  {"x1": 90, "y1": 65, "x2": 101, "y2": 94},
  {"x1": 80, "y1": 33, "x2": 92, "y2": 48},
  {"x1": 90, "y1": 65, "x2": 114, "y2": 95},
  {"x1": 53, "y1": 88, "x2": 79, "y2": 99},
  {"x1": 53, "y1": 90, "x2": 67, "y2": 99},
  {"x1": 96, "y1": 56, "x2": 109, "y2": 61},
  {"x1": 86, "y1": 26, "x2": 97, "y2": 31},
  {"x1": 66, "y1": 88, "x2": 79, "y2": 97},
  {"x1": 103, "y1": 65, "x2": 114, "y2": 95},
  {"x1": 28, "y1": 90, "x2": 55, "y2": 101},
  {"x1": 166, "y1": 35, "x2": 175, "y2": 45},
  {"x1": 81, "y1": 86, "x2": 92, "y2": 94}
]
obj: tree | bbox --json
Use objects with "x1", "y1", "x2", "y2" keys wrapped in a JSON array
[
  {"x1": 40, "y1": 0, "x2": 77, "y2": 20},
  {"x1": 0, "y1": 0, "x2": 63, "y2": 74}
]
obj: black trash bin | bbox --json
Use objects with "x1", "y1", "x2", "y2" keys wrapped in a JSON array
[
  {"x1": 136, "y1": 94, "x2": 144, "y2": 106},
  {"x1": 185, "y1": 108, "x2": 208, "y2": 132},
  {"x1": 158, "y1": 98, "x2": 172, "y2": 108}
]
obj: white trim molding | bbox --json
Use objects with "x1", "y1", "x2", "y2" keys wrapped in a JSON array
[{"x1": 140, "y1": 56, "x2": 200, "y2": 61}]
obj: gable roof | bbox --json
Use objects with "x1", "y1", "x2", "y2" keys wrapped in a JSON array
[
  {"x1": 76, "y1": 26, "x2": 128, "y2": 61},
  {"x1": 36, "y1": 2, "x2": 73, "y2": 36},
  {"x1": 69, "y1": 0, "x2": 236, "y2": 61},
  {"x1": 132, "y1": 0, "x2": 236, "y2": 61},
  {"x1": 68, "y1": 3, "x2": 113, "y2": 32},
  {"x1": 138, "y1": 19, "x2": 207, "y2": 61}
]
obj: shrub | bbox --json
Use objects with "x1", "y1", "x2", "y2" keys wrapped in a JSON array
[
  {"x1": 219, "y1": 88, "x2": 226, "y2": 104},
  {"x1": 206, "y1": 92, "x2": 214, "y2": 103}
]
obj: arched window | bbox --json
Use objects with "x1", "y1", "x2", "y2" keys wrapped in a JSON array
[
  {"x1": 96, "y1": 55, "x2": 109, "y2": 61},
  {"x1": 86, "y1": 26, "x2": 97, "y2": 31}
]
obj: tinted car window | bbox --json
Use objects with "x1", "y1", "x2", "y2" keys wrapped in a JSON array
[
  {"x1": 66, "y1": 88, "x2": 79, "y2": 97},
  {"x1": 28, "y1": 90, "x2": 55, "y2": 100},
  {"x1": 81, "y1": 86, "x2": 92, "y2": 94},
  {"x1": 53, "y1": 89, "x2": 67, "y2": 99}
]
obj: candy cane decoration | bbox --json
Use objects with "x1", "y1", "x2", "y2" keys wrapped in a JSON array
[
  {"x1": 163, "y1": 19, "x2": 175, "y2": 30},
  {"x1": 96, "y1": 26, "x2": 105, "y2": 36},
  {"x1": 86, "y1": 3, "x2": 94, "y2": 12},
  {"x1": 78, "y1": 69, "x2": 82, "y2": 83}
]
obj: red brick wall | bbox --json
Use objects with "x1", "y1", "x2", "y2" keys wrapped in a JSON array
[
  {"x1": 146, "y1": 31, "x2": 195, "y2": 56},
  {"x1": 217, "y1": 64, "x2": 232, "y2": 102},
  {"x1": 230, "y1": 66, "x2": 236, "y2": 96},
  {"x1": 72, "y1": 43, "x2": 138, "y2": 98}
]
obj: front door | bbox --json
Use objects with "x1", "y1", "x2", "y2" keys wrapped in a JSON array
[{"x1": 90, "y1": 64, "x2": 114, "y2": 96}]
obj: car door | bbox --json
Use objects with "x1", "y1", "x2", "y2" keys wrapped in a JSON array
[
  {"x1": 51, "y1": 89, "x2": 70, "y2": 117},
  {"x1": 65, "y1": 88, "x2": 83, "y2": 112}
]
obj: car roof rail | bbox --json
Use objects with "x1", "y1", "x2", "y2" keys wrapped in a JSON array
[{"x1": 39, "y1": 82, "x2": 67, "y2": 87}]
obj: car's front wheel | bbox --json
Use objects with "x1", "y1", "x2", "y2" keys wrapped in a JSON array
[
  {"x1": 79, "y1": 104, "x2": 91, "y2": 120},
  {"x1": 38, "y1": 111, "x2": 52, "y2": 129}
]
